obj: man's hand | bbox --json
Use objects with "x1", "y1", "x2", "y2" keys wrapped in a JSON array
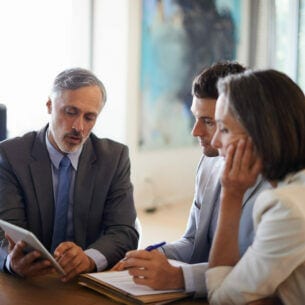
[
  {"x1": 111, "y1": 258, "x2": 126, "y2": 271},
  {"x1": 111, "y1": 249, "x2": 184, "y2": 290},
  {"x1": 6, "y1": 234, "x2": 53, "y2": 277},
  {"x1": 54, "y1": 242, "x2": 96, "y2": 282}
]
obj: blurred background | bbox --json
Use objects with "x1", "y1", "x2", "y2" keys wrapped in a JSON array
[{"x1": 0, "y1": 1, "x2": 304, "y2": 244}]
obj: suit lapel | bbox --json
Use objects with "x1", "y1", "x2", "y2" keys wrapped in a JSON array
[
  {"x1": 30, "y1": 126, "x2": 54, "y2": 248},
  {"x1": 190, "y1": 158, "x2": 223, "y2": 263}
]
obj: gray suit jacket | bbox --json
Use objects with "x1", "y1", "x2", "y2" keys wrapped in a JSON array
[
  {"x1": 162, "y1": 155, "x2": 271, "y2": 297},
  {"x1": 0, "y1": 126, "x2": 138, "y2": 271}
]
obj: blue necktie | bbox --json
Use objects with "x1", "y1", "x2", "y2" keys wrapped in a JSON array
[{"x1": 51, "y1": 155, "x2": 72, "y2": 252}]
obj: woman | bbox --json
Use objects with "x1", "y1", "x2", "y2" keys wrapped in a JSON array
[{"x1": 206, "y1": 69, "x2": 305, "y2": 305}]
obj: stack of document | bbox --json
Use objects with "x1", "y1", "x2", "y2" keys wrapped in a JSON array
[{"x1": 79, "y1": 261, "x2": 192, "y2": 305}]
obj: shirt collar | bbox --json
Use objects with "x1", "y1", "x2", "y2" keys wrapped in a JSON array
[
  {"x1": 45, "y1": 130, "x2": 82, "y2": 170},
  {"x1": 279, "y1": 168, "x2": 305, "y2": 186}
]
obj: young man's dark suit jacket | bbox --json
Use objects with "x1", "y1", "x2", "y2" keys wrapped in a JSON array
[{"x1": 0, "y1": 125, "x2": 139, "y2": 271}]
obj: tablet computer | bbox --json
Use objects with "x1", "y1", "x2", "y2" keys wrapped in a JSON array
[{"x1": 0, "y1": 219, "x2": 65, "y2": 275}]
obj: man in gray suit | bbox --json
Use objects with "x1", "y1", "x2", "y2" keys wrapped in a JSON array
[
  {"x1": 114, "y1": 62, "x2": 271, "y2": 297},
  {"x1": 0, "y1": 68, "x2": 138, "y2": 281}
]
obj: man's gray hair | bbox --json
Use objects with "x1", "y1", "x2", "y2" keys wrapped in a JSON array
[{"x1": 51, "y1": 67, "x2": 107, "y2": 103}]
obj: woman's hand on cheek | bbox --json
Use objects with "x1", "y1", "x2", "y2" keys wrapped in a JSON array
[{"x1": 222, "y1": 137, "x2": 262, "y2": 199}]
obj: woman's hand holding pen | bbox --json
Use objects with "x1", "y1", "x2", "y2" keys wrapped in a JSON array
[{"x1": 112, "y1": 249, "x2": 184, "y2": 290}]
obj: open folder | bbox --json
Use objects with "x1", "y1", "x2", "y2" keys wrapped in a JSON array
[{"x1": 78, "y1": 260, "x2": 193, "y2": 305}]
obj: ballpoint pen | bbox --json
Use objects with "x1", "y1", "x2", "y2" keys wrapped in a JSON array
[
  {"x1": 119, "y1": 241, "x2": 167, "y2": 263},
  {"x1": 144, "y1": 241, "x2": 166, "y2": 251}
]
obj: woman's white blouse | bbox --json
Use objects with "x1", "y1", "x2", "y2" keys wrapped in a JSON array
[{"x1": 206, "y1": 170, "x2": 305, "y2": 305}]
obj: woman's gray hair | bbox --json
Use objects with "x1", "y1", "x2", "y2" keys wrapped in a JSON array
[
  {"x1": 50, "y1": 67, "x2": 107, "y2": 103},
  {"x1": 217, "y1": 69, "x2": 305, "y2": 181}
]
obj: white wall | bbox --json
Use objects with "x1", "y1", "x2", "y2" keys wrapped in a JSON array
[
  {"x1": 92, "y1": 0, "x2": 128, "y2": 142},
  {"x1": 0, "y1": 0, "x2": 91, "y2": 138}
]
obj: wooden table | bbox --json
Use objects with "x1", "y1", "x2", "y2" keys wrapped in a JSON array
[{"x1": 0, "y1": 272, "x2": 208, "y2": 305}]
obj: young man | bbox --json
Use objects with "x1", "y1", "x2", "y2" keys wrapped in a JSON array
[
  {"x1": 114, "y1": 62, "x2": 271, "y2": 297},
  {"x1": 0, "y1": 68, "x2": 138, "y2": 281}
]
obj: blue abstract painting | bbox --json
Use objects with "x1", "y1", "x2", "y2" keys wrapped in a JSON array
[{"x1": 139, "y1": 0, "x2": 241, "y2": 149}]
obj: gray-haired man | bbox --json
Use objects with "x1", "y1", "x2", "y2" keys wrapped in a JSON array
[{"x1": 0, "y1": 68, "x2": 138, "y2": 281}]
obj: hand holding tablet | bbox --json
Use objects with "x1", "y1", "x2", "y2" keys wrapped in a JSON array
[{"x1": 0, "y1": 219, "x2": 65, "y2": 275}]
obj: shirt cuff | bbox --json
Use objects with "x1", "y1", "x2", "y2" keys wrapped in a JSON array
[
  {"x1": 181, "y1": 264, "x2": 195, "y2": 293},
  {"x1": 85, "y1": 248, "x2": 108, "y2": 271},
  {"x1": 181, "y1": 262, "x2": 209, "y2": 298},
  {"x1": 4, "y1": 254, "x2": 15, "y2": 274},
  {"x1": 206, "y1": 266, "x2": 233, "y2": 293},
  {"x1": 158, "y1": 247, "x2": 165, "y2": 254}
]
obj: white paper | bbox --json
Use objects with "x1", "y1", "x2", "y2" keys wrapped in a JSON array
[{"x1": 88, "y1": 259, "x2": 187, "y2": 296}]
